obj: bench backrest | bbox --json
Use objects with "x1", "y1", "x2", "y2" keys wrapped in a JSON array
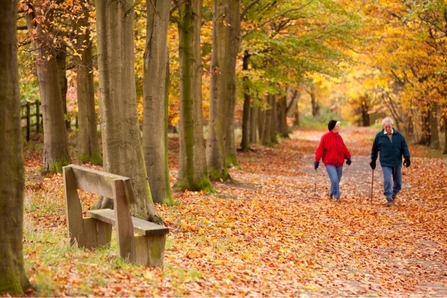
[
  {"x1": 63, "y1": 164, "x2": 137, "y2": 260},
  {"x1": 64, "y1": 164, "x2": 135, "y2": 203}
]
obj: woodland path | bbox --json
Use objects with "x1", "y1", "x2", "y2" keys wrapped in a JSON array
[
  {"x1": 206, "y1": 126, "x2": 447, "y2": 296},
  {"x1": 22, "y1": 126, "x2": 447, "y2": 297},
  {"x1": 231, "y1": 127, "x2": 391, "y2": 204}
]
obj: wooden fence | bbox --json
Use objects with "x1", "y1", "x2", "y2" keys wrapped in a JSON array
[
  {"x1": 21, "y1": 100, "x2": 79, "y2": 141},
  {"x1": 21, "y1": 100, "x2": 41, "y2": 141}
]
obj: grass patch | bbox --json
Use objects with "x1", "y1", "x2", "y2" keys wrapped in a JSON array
[{"x1": 298, "y1": 113, "x2": 351, "y2": 129}]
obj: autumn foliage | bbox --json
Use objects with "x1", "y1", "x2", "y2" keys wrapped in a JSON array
[{"x1": 21, "y1": 127, "x2": 447, "y2": 296}]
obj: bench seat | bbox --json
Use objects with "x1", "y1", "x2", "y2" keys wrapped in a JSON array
[{"x1": 86, "y1": 209, "x2": 169, "y2": 236}]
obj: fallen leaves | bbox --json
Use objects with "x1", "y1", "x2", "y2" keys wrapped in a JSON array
[{"x1": 21, "y1": 127, "x2": 447, "y2": 296}]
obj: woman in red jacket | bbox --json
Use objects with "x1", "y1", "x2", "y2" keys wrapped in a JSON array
[{"x1": 314, "y1": 120, "x2": 352, "y2": 202}]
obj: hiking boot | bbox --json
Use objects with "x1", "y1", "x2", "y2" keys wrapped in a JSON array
[
  {"x1": 329, "y1": 193, "x2": 333, "y2": 200},
  {"x1": 386, "y1": 200, "x2": 395, "y2": 207},
  {"x1": 334, "y1": 197, "x2": 340, "y2": 202}
]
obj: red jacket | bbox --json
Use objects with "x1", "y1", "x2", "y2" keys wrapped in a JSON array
[{"x1": 315, "y1": 131, "x2": 351, "y2": 167}]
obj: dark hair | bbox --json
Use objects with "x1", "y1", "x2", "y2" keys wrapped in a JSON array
[{"x1": 328, "y1": 120, "x2": 337, "y2": 131}]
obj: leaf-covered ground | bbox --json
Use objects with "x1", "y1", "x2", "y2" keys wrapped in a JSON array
[{"x1": 20, "y1": 127, "x2": 447, "y2": 297}]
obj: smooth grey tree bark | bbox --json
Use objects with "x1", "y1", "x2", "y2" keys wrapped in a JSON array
[
  {"x1": 142, "y1": 0, "x2": 173, "y2": 205},
  {"x1": 223, "y1": 0, "x2": 241, "y2": 167},
  {"x1": 0, "y1": 0, "x2": 32, "y2": 294},
  {"x1": 96, "y1": 0, "x2": 162, "y2": 223},
  {"x1": 207, "y1": 0, "x2": 232, "y2": 181},
  {"x1": 207, "y1": 0, "x2": 242, "y2": 180},
  {"x1": 75, "y1": 0, "x2": 101, "y2": 165},
  {"x1": 176, "y1": 0, "x2": 213, "y2": 191},
  {"x1": 240, "y1": 49, "x2": 251, "y2": 152},
  {"x1": 25, "y1": 4, "x2": 70, "y2": 174}
]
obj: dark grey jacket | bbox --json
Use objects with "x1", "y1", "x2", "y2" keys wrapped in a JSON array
[{"x1": 371, "y1": 129, "x2": 410, "y2": 167}]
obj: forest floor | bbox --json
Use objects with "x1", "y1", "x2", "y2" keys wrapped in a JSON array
[{"x1": 20, "y1": 127, "x2": 447, "y2": 297}]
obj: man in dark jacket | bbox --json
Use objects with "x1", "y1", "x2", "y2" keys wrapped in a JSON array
[{"x1": 370, "y1": 117, "x2": 411, "y2": 207}]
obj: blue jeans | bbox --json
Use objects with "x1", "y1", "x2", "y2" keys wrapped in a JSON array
[
  {"x1": 325, "y1": 165, "x2": 343, "y2": 199},
  {"x1": 381, "y1": 165, "x2": 402, "y2": 201}
]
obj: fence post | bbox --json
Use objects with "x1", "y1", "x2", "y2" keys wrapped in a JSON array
[
  {"x1": 26, "y1": 102, "x2": 30, "y2": 141},
  {"x1": 35, "y1": 100, "x2": 40, "y2": 133}
]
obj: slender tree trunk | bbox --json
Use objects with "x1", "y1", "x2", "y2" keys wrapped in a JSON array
[
  {"x1": 310, "y1": 90, "x2": 320, "y2": 117},
  {"x1": 269, "y1": 94, "x2": 278, "y2": 145},
  {"x1": 359, "y1": 95, "x2": 370, "y2": 126},
  {"x1": 176, "y1": 0, "x2": 213, "y2": 191},
  {"x1": 207, "y1": 0, "x2": 231, "y2": 181},
  {"x1": 258, "y1": 105, "x2": 266, "y2": 145},
  {"x1": 56, "y1": 46, "x2": 70, "y2": 129},
  {"x1": 286, "y1": 87, "x2": 299, "y2": 127},
  {"x1": 277, "y1": 95, "x2": 289, "y2": 138},
  {"x1": 239, "y1": 50, "x2": 251, "y2": 152},
  {"x1": 0, "y1": 1, "x2": 32, "y2": 293},
  {"x1": 143, "y1": 0, "x2": 173, "y2": 204},
  {"x1": 250, "y1": 105, "x2": 258, "y2": 144},
  {"x1": 418, "y1": 113, "x2": 430, "y2": 146},
  {"x1": 96, "y1": 0, "x2": 162, "y2": 223},
  {"x1": 75, "y1": 0, "x2": 101, "y2": 165},
  {"x1": 26, "y1": 7, "x2": 70, "y2": 174},
  {"x1": 224, "y1": 0, "x2": 241, "y2": 167},
  {"x1": 261, "y1": 98, "x2": 272, "y2": 146},
  {"x1": 430, "y1": 104, "x2": 440, "y2": 149},
  {"x1": 443, "y1": 114, "x2": 447, "y2": 154}
]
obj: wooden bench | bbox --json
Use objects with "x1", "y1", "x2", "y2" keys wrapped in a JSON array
[{"x1": 63, "y1": 164, "x2": 169, "y2": 267}]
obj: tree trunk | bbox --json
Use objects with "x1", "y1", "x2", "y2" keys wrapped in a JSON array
[
  {"x1": 277, "y1": 95, "x2": 289, "y2": 138},
  {"x1": 261, "y1": 96, "x2": 273, "y2": 146},
  {"x1": 26, "y1": 6, "x2": 70, "y2": 174},
  {"x1": 443, "y1": 114, "x2": 447, "y2": 154},
  {"x1": 310, "y1": 90, "x2": 320, "y2": 117},
  {"x1": 269, "y1": 94, "x2": 278, "y2": 145},
  {"x1": 360, "y1": 95, "x2": 370, "y2": 126},
  {"x1": 287, "y1": 86, "x2": 299, "y2": 127},
  {"x1": 258, "y1": 104, "x2": 266, "y2": 145},
  {"x1": 239, "y1": 50, "x2": 251, "y2": 152},
  {"x1": 0, "y1": 1, "x2": 32, "y2": 293},
  {"x1": 143, "y1": 0, "x2": 173, "y2": 204},
  {"x1": 250, "y1": 104, "x2": 258, "y2": 144},
  {"x1": 406, "y1": 109, "x2": 415, "y2": 138},
  {"x1": 75, "y1": 0, "x2": 101, "y2": 165},
  {"x1": 207, "y1": 0, "x2": 231, "y2": 180},
  {"x1": 418, "y1": 113, "x2": 430, "y2": 146},
  {"x1": 429, "y1": 104, "x2": 440, "y2": 149},
  {"x1": 176, "y1": 0, "x2": 213, "y2": 191},
  {"x1": 96, "y1": 0, "x2": 162, "y2": 224},
  {"x1": 56, "y1": 45, "x2": 70, "y2": 129},
  {"x1": 224, "y1": 0, "x2": 241, "y2": 168}
]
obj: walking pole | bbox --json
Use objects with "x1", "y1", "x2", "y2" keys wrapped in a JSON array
[
  {"x1": 314, "y1": 168, "x2": 317, "y2": 196},
  {"x1": 370, "y1": 169, "x2": 374, "y2": 204}
]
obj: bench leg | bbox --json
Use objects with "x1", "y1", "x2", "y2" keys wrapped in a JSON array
[
  {"x1": 134, "y1": 234, "x2": 166, "y2": 267},
  {"x1": 82, "y1": 218, "x2": 112, "y2": 249}
]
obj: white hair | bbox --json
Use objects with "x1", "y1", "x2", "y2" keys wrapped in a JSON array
[{"x1": 382, "y1": 117, "x2": 394, "y2": 126}]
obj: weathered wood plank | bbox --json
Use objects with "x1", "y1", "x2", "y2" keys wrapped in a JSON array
[
  {"x1": 123, "y1": 179, "x2": 136, "y2": 205},
  {"x1": 82, "y1": 217, "x2": 112, "y2": 249},
  {"x1": 67, "y1": 164, "x2": 130, "y2": 199},
  {"x1": 114, "y1": 179, "x2": 136, "y2": 262},
  {"x1": 135, "y1": 234, "x2": 166, "y2": 267},
  {"x1": 63, "y1": 166, "x2": 85, "y2": 246},
  {"x1": 86, "y1": 209, "x2": 169, "y2": 236}
]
